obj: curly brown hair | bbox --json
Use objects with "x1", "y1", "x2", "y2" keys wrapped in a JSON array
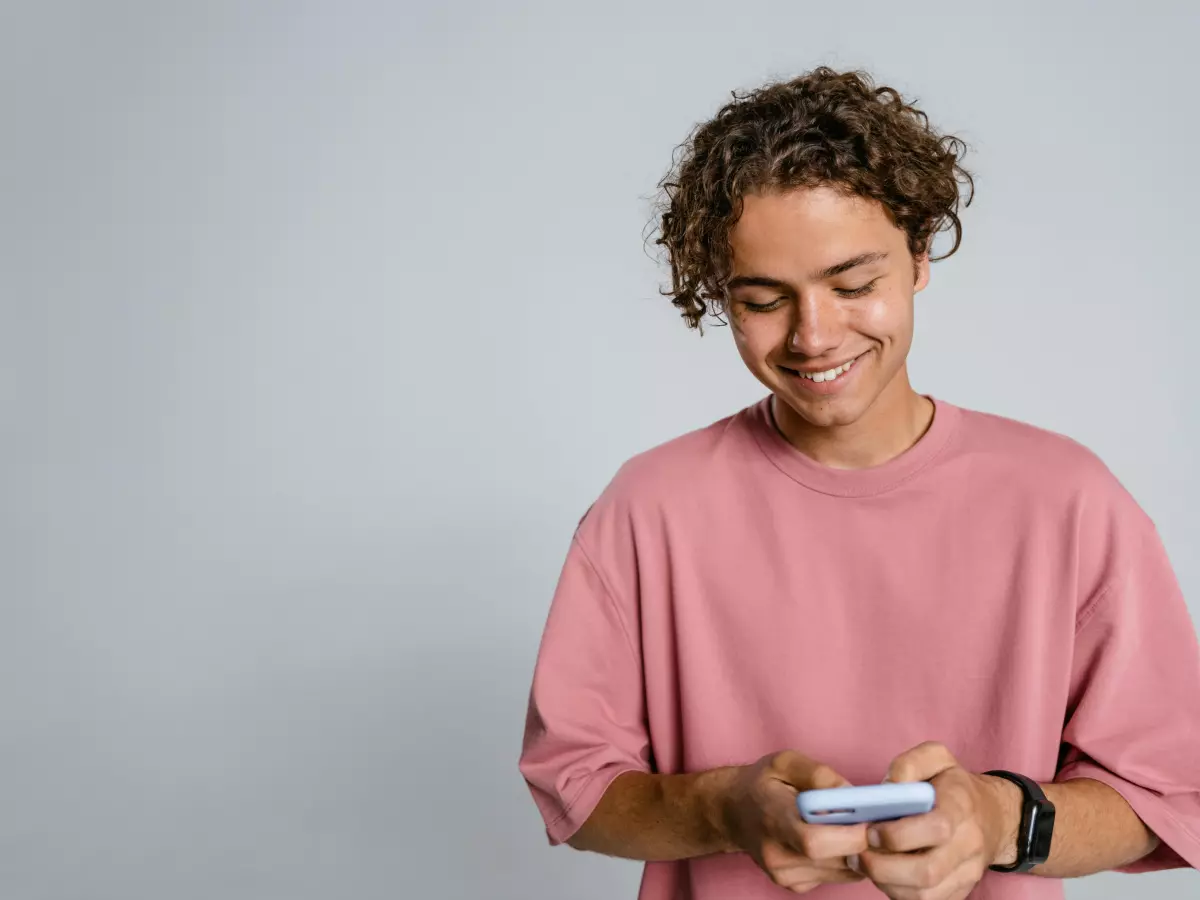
[{"x1": 651, "y1": 66, "x2": 974, "y2": 331}]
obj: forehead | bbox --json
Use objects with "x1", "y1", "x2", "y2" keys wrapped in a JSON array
[{"x1": 729, "y1": 186, "x2": 900, "y2": 274}]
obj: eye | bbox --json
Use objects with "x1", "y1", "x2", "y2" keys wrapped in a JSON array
[
  {"x1": 740, "y1": 297, "x2": 784, "y2": 313},
  {"x1": 834, "y1": 278, "x2": 880, "y2": 298}
]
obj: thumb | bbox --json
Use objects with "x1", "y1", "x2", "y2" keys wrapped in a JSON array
[
  {"x1": 773, "y1": 751, "x2": 852, "y2": 791},
  {"x1": 886, "y1": 741, "x2": 959, "y2": 784}
]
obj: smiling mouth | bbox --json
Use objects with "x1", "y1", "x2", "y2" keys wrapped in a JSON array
[{"x1": 780, "y1": 352, "x2": 865, "y2": 383}]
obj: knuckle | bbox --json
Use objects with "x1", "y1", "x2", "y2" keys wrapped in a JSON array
[
  {"x1": 771, "y1": 750, "x2": 796, "y2": 769},
  {"x1": 918, "y1": 740, "x2": 950, "y2": 757},
  {"x1": 969, "y1": 825, "x2": 988, "y2": 853},
  {"x1": 775, "y1": 749, "x2": 807, "y2": 770},
  {"x1": 764, "y1": 864, "x2": 788, "y2": 886},
  {"x1": 794, "y1": 830, "x2": 818, "y2": 858},
  {"x1": 915, "y1": 857, "x2": 941, "y2": 887},
  {"x1": 760, "y1": 842, "x2": 787, "y2": 870},
  {"x1": 889, "y1": 754, "x2": 917, "y2": 778},
  {"x1": 797, "y1": 828, "x2": 837, "y2": 860},
  {"x1": 809, "y1": 764, "x2": 839, "y2": 788},
  {"x1": 932, "y1": 815, "x2": 954, "y2": 844},
  {"x1": 970, "y1": 858, "x2": 988, "y2": 882}
]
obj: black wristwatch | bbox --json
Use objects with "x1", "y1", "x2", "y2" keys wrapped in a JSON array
[{"x1": 984, "y1": 770, "x2": 1055, "y2": 873}]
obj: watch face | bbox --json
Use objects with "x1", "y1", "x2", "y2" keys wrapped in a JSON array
[{"x1": 1030, "y1": 804, "x2": 1056, "y2": 862}]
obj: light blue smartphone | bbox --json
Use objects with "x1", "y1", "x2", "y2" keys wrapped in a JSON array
[{"x1": 796, "y1": 782, "x2": 936, "y2": 825}]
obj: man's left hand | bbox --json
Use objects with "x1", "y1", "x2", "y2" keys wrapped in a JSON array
[{"x1": 848, "y1": 741, "x2": 1018, "y2": 900}]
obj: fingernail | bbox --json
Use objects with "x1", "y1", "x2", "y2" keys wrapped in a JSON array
[
  {"x1": 868, "y1": 828, "x2": 881, "y2": 848},
  {"x1": 847, "y1": 854, "x2": 861, "y2": 873}
]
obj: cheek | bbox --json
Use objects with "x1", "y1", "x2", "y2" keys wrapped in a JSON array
[
  {"x1": 855, "y1": 293, "x2": 912, "y2": 336},
  {"x1": 731, "y1": 315, "x2": 780, "y2": 360}
]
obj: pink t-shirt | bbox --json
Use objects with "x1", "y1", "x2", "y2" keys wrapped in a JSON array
[{"x1": 519, "y1": 395, "x2": 1200, "y2": 899}]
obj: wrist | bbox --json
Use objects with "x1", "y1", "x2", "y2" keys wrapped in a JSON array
[
  {"x1": 696, "y1": 766, "x2": 743, "y2": 855},
  {"x1": 983, "y1": 773, "x2": 1023, "y2": 868}
]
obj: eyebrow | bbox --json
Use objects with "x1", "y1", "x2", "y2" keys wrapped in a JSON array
[{"x1": 725, "y1": 251, "x2": 889, "y2": 292}]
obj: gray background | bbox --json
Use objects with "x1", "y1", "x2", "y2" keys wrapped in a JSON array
[{"x1": 3, "y1": 1, "x2": 1196, "y2": 898}]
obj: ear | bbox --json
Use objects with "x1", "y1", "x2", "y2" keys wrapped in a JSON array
[{"x1": 913, "y1": 251, "x2": 931, "y2": 294}]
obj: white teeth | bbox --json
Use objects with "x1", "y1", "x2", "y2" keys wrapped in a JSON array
[{"x1": 796, "y1": 358, "x2": 855, "y2": 382}]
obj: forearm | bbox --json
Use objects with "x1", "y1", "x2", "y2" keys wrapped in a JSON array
[
  {"x1": 989, "y1": 775, "x2": 1159, "y2": 877},
  {"x1": 566, "y1": 768, "x2": 741, "y2": 861}
]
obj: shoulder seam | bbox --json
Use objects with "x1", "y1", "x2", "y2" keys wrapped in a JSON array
[
  {"x1": 1075, "y1": 578, "x2": 1117, "y2": 632},
  {"x1": 1075, "y1": 520, "x2": 1152, "y2": 632},
  {"x1": 571, "y1": 530, "x2": 641, "y2": 665}
]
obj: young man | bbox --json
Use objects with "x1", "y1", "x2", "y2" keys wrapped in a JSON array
[{"x1": 518, "y1": 67, "x2": 1200, "y2": 899}]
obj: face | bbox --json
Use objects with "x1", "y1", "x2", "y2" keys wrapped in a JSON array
[{"x1": 725, "y1": 185, "x2": 930, "y2": 432}]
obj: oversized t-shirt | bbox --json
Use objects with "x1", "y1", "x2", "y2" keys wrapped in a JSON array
[{"x1": 518, "y1": 395, "x2": 1200, "y2": 899}]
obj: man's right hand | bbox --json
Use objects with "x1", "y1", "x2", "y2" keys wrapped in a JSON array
[{"x1": 718, "y1": 751, "x2": 870, "y2": 893}]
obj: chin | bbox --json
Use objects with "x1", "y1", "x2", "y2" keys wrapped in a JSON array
[
  {"x1": 776, "y1": 387, "x2": 871, "y2": 429},
  {"x1": 799, "y1": 403, "x2": 867, "y2": 428}
]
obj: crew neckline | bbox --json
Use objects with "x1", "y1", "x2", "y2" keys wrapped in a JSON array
[{"x1": 748, "y1": 393, "x2": 962, "y2": 498}]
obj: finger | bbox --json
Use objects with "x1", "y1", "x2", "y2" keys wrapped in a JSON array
[
  {"x1": 762, "y1": 841, "x2": 859, "y2": 874},
  {"x1": 862, "y1": 854, "x2": 981, "y2": 900},
  {"x1": 886, "y1": 741, "x2": 959, "y2": 784},
  {"x1": 775, "y1": 855, "x2": 865, "y2": 877},
  {"x1": 870, "y1": 807, "x2": 955, "y2": 853},
  {"x1": 857, "y1": 841, "x2": 960, "y2": 890},
  {"x1": 762, "y1": 843, "x2": 866, "y2": 893},
  {"x1": 772, "y1": 752, "x2": 852, "y2": 791},
  {"x1": 781, "y1": 867, "x2": 866, "y2": 893},
  {"x1": 790, "y1": 820, "x2": 869, "y2": 861}
]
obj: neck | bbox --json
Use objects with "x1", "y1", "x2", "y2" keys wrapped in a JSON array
[{"x1": 772, "y1": 369, "x2": 935, "y2": 470}]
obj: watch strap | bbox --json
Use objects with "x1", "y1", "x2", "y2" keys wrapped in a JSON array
[{"x1": 984, "y1": 770, "x2": 1055, "y2": 873}]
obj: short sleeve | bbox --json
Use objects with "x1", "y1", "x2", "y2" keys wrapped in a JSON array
[
  {"x1": 1055, "y1": 518, "x2": 1200, "y2": 871},
  {"x1": 517, "y1": 528, "x2": 651, "y2": 845}
]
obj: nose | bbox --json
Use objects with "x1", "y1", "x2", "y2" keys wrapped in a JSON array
[{"x1": 788, "y1": 293, "x2": 843, "y2": 358}]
